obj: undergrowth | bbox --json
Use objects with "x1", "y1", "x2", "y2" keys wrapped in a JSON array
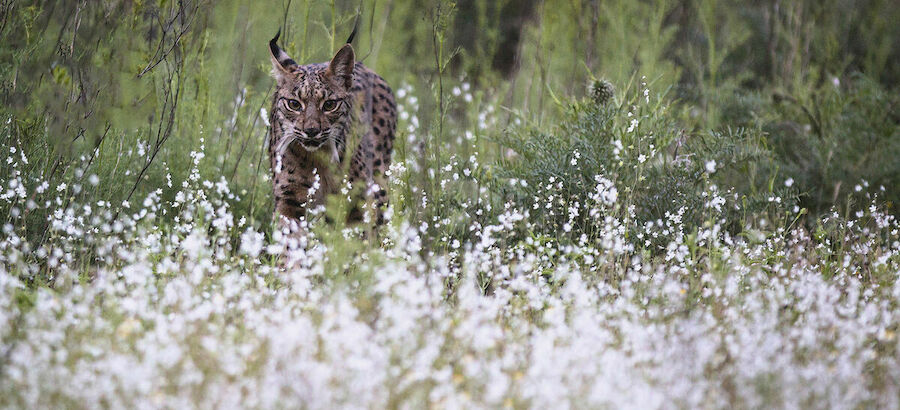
[{"x1": 1, "y1": 0, "x2": 900, "y2": 408}]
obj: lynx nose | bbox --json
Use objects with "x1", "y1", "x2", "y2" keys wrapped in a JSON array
[{"x1": 303, "y1": 128, "x2": 320, "y2": 137}]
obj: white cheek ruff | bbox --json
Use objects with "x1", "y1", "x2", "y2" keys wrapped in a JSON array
[
  {"x1": 329, "y1": 139, "x2": 340, "y2": 163},
  {"x1": 275, "y1": 129, "x2": 301, "y2": 157}
]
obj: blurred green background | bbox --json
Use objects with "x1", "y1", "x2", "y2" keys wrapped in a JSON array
[{"x1": 1, "y1": 0, "x2": 898, "y2": 243}]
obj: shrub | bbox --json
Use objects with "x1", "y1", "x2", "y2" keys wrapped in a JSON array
[
  {"x1": 490, "y1": 79, "x2": 792, "y2": 248},
  {"x1": 763, "y1": 75, "x2": 900, "y2": 215}
]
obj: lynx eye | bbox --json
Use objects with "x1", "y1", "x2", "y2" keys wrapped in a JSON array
[
  {"x1": 285, "y1": 99, "x2": 303, "y2": 111},
  {"x1": 322, "y1": 99, "x2": 339, "y2": 112}
]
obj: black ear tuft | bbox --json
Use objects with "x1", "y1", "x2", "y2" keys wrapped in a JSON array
[
  {"x1": 269, "y1": 29, "x2": 281, "y2": 59},
  {"x1": 269, "y1": 29, "x2": 297, "y2": 73},
  {"x1": 345, "y1": 14, "x2": 360, "y2": 45}
]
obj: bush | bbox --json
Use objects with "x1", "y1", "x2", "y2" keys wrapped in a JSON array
[
  {"x1": 763, "y1": 75, "x2": 900, "y2": 214},
  {"x1": 490, "y1": 79, "x2": 792, "y2": 248}
]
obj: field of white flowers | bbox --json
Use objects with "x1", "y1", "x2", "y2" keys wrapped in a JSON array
[
  {"x1": 4, "y1": 0, "x2": 900, "y2": 407},
  {"x1": 2, "y1": 80, "x2": 900, "y2": 409}
]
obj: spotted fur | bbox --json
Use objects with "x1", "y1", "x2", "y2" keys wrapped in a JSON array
[{"x1": 267, "y1": 30, "x2": 396, "y2": 229}]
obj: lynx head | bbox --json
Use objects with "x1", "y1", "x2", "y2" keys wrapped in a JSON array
[{"x1": 268, "y1": 31, "x2": 355, "y2": 157}]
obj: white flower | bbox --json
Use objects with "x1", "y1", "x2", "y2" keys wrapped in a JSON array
[
  {"x1": 627, "y1": 118, "x2": 639, "y2": 133},
  {"x1": 239, "y1": 229, "x2": 265, "y2": 258},
  {"x1": 260, "y1": 108, "x2": 270, "y2": 127},
  {"x1": 180, "y1": 229, "x2": 207, "y2": 258},
  {"x1": 705, "y1": 160, "x2": 717, "y2": 173}
]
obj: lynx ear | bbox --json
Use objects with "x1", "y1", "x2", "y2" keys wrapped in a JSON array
[
  {"x1": 269, "y1": 29, "x2": 297, "y2": 81},
  {"x1": 326, "y1": 44, "x2": 355, "y2": 89}
]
